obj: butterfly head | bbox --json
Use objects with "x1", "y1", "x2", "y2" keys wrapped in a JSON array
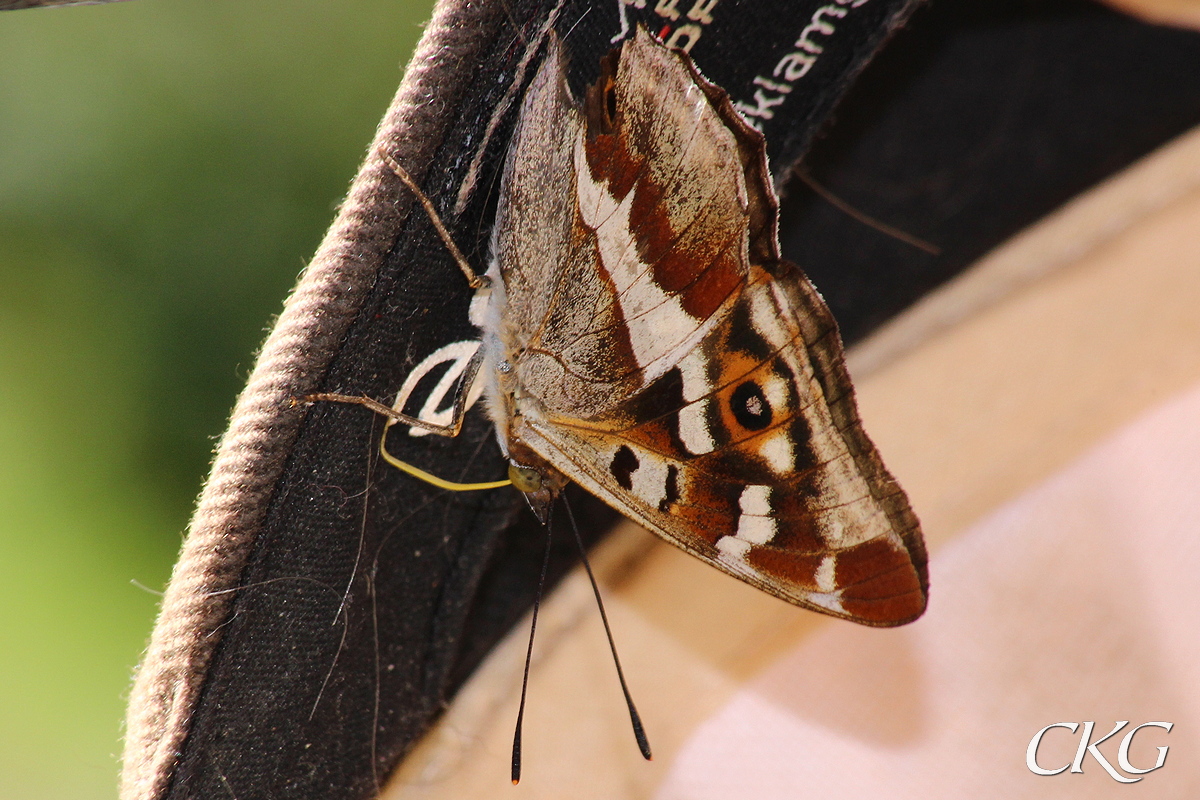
[{"x1": 504, "y1": 442, "x2": 567, "y2": 525}]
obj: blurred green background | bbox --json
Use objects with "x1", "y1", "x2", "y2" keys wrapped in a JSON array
[{"x1": 0, "y1": 1, "x2": 433, "y2": 796}]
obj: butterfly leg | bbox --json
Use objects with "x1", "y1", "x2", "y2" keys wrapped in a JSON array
[
  {"x1": 302, "y1": 350, "x2": 509, "y2": 491},
  {"x1": 303, "y1": 343, "x2": 485, "y2": 438},
  {"x1": 379, "y1": 152, "x2": 488, "y2": 291},
  {"x1": 301, "y1": 392, "x2": 464, "y2": 435}
]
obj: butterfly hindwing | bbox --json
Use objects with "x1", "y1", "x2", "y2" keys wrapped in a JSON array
[{"x1": 522, "y1": 267, "x2": 927, "y2": 625}]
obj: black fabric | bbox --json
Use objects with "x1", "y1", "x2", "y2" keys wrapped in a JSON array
[
  {"x1": 166, "y1": 1, "x2": 1200, "y2": 798},
  {"x1": 785, "y1": 0, "x2": 1200, "y2": 342}
]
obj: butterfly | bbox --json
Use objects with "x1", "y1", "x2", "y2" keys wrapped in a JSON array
[{"x1": 320, "y1": 27, "x2": 928, "y2": 629}]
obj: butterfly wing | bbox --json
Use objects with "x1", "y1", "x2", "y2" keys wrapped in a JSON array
[
  {"x1": 522, "y1": 262, "x2": 927, "y2": 625},
  {"x1": 490, "y1": 28, "x2": 766, "y2": 420},
  {"x1": 491, "y1": 30, "x2": 927, "y2": 625}
]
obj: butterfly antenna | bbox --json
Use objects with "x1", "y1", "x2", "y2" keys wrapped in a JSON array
[
  {"x1": 563, "y1": 498, "x2": 652, "y2": 761},
  {"x1": 793, "y1": 167, "x2": 942, "y2": 256},
  {"x1": 512, "y1": 506, "x2": 556, "y2": 785}
]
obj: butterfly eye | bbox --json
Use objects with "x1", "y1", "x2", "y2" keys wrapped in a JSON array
[
  {"x1": 730, "y1": 381, "x2": 772, "y2": 431},
  {"x1": 508, "y1": 464, "x2": 544, "y2": 493}
]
